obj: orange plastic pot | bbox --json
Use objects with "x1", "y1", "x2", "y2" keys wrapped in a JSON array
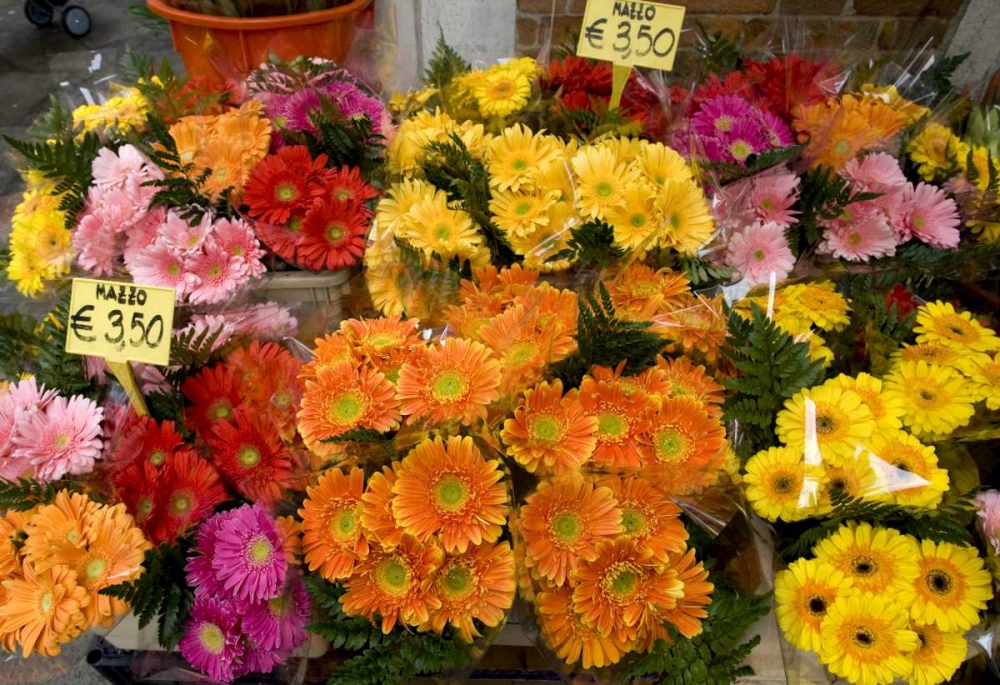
[{"x1": 147, "y1": 0, "x2": 374, "y2": 85}]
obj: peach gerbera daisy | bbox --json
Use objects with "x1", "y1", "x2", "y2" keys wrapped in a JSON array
[
  {"x1": 589, "y1": 363, "x2": 673, "y2": 402},
  {"x1": 655, "y1": 293, "x2": 729, "y2": 367},
  {"x1": 638, "y1": 397, "x2": 727, "y2": 493},
  {"x1": 571, "y1": 537, "x2": 685, "y2": 642},
  {"x1": 297, "y1": 361, "x2": 401, "y2": 444},
  {"x1": 606, "y1": 263, "x2": 691, "y2": 322},
  {"x1": 300, "y1": 332, "x2": 356, "y2": 381},
  {"x1": 340, "y1": 534, "x2": 443, "y2": 633},
  {"x1": 359, "y1": 464, "x2": 405, "y2": 551},
  {"x1": 443, "y1": 293, "x2": 506, "y2": 342},
  {"x1": 518, "y1": 477, "x2": 622, "y2": 586},
  {"x1": 578, "y1": 377, "x2": 656, "y2": 468},
  {"x1": 298, "y1": 467, "x2": 369, "y2": 581},
  {"x1": 655, "y1": 548, "x2": 714, "y2": 639},
  {"x1": 0, "y1": 562, "x2": 90, "y2": 657},
  {"x1": 515, "y1": 284, "x2": 579, "y2": 360},
  {"x1": 392, "y1": 436, "x2": 508, "y2": 553},
  {"x1": 501, "y1": 380, "x2": 598, "y2": 474},
  {"x1": 537, "y1": 584, "x2": 631, "y2": 669},
  {"x1": 22, "y1": 490, "x2": 100, "y2": 572},
  {"x1": 396, "y1": 339, "x2": 502, "y2": 427},
  {"x1": 601, "y1": 476, "x2": 688, "y2": 564},
  {"x1": 655, "y1": 356, "x2": 725, "y2": 409},
  {"x1": 422, "y1": 542, "x2": 517, "y2": 642},
  {"x1": 479, "y1": 304, "x2": 557, "y2": 395},
  {"x1": 341, "y1": 316, "x2": 424, "y2": 384}
]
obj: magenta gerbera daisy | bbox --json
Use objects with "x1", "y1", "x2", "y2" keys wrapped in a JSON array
[
  {"x1": 178, "y1": 596, "x2": 245, "y2": 683},
  {"x1": 691, "y1": 95, "x2": 753, "y2": 138},
  {"x1": 239, "y1": 573, "x2": 310, "y2": 652},
  {"x1": 724, "y1": 117, "x2": 768, "y2": 164},
  {"x1": 211, "y1": 504, "x2": 287, "y2": 603},
  {"x1": 10, "y1": 394, "x2": 104, "y2": 482}
]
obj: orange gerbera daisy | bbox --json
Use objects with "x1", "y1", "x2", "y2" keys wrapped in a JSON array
[
  {"x1": 501, "y1": 380, "x2": 597, "y2": 474},
  {"x1": 601, "y1": 476, "x2": 687, "y2": 564},
  {"x1": 518, "y1": 477, "x2": 623, "y2": 586},
  {"x1": 226, "y1": 340, "x2": 288, "y2": 405},
  {"x1": 655, "y1": 548, "x2": 713, "y2": 640},
  {"x1": 443, "y1": 294, "x2": 506, "y2": 342},
  {"x1": 571, "y1": 537, "x2": 684, "y2": 642},
  {"x1": 67, "y1": 504, "x2": 149, "y2": 626},
  {"x1": 0, "y1": 509, "x2": 34, "y2": 577},
  {"x1": 496, "y1": 263, "x2": 541, "y2": 295},
  {"x1": 341, "y1": 316, "x2": 424, "y2": 384},
  {"x1": 212, "y1": 107, "x2": 272, "y2": 168},
  {"x1": 515, "y1": 284, "x2": 579, "y2": 361},
  {"x1": 0, "y1": 562, "x2": 89, "y2": 657},
  {"x1": 392, "y1": 436, "x2": 508, "y2": 553},
  {"x1": 655, "y1": 356, "x2": 725, "y2": 409},
  {"x1": 536, "y1": 584, "x2": 632, "y2": 669},
  {"x1": 578, "y1": 377, "x2": 656, "y2": 468},
  {"x1": 396, "y1": 339, "x2": 502, "y2": 427},
  {"x1": 169, "y1": 116, "x2": 211, "y2": 166},
  {"x1": 298, "y1": 467, "x2": 369, "y2": 581},
  {"x1": 606, "y1": 263, "x2": 690, "y2": 322},
  {"x1": 195, "y1": 135, "x2": 250, "y2": 200},
  {"x1": 298, "y1": 361, "x2": 401, "y2": 444},
  {"x1": 275, "y1": 515, "x2": 302, "y2": 564},
  {"x1": 479, "y1": 304, "x2": 557, "y2": 395},
  {"x1": 22, "y1": 491, "x2": 99, "y2": 572},
  {"x1": 360, "y1": 464, "x2": 405, "y2": 550},
  {"x1": 589, "y1": 363, "x2": 674, "y2": 402},
  {"x1": 423, "y1": 541, "x2": 516, "y2": 642},
  {"x1": 655, "y1": 293, "x2": 728, "y2": 367},
  {"x1": 301, "y1": 332, "x2": 356, "y2": 382},
  {"x1": 638, "y1": 397, "x2": 727, "y2": 494},
  {"x1": 340, "y1": 534, "x2": 443, "y2": 633}
]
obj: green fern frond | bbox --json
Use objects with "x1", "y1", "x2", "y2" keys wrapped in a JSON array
[{"x1": 424, "y1": 28, "x2": 470, "y2": 88}]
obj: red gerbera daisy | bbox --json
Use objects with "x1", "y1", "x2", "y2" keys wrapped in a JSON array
[
  {"x1": 298, "y1": 197, "x2": 368, "y2": 271},
  {"x1": 227, "y1": 341, "x2": 290, "y2": 405},
  {"x1": 208, "y1": 409, "x2": 295, "y2": 507},
  {"x1": 182, "y1": 365, "x2": 244, "y2": 438},
  {"x1": 112, "y1": 415, "x2": 184, "y2": 472},
  {"x1": 243, "y1": 145, "x2": 329, "y2": 225},
  {"x1": 323, "y1": 166, "x2": 379, "y2": 205},
  {"x1": 113, "y1": 459, "x2": 161, "y2": 530},
  {"x1": 254, "y1": 212, "x2": 307, "y2": 264},
  {"x1": 149, "y1": 449, "x2": 228, "y2": 545}
]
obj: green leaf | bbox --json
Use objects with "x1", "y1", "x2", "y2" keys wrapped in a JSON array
[
  {"x1": 694, "y1": 20, "x2": 742, "y2": 76},
  {"x1": 795, "y1": 166, "x2": 881, "y2": 256},
  {"x1": 722, "y1": 303, "x2": 825, "y2": 463},
  {"x1": 0, "y1": 478, "x2": 60, "y2": 511},
  {"x1": 552, "y1": 282, "x2": 667, "y2": 389},
  {"x1": 548, "y1": 220, "x2": 622, "y2": 267},
  {"x1": 424, "y1": 28, "x2": 470, "y2": 88}
]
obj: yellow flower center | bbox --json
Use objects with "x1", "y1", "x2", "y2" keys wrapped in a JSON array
[
  {"x1": 848, "y1": 232, "x2": 862, "y2": 246},
  {"x1": 654, "y1": 428, "x2": 689, "y2": 463},
  {"x1": 329, "y1": 507, "x2": 358, "y2": 540},
  {"x1": 247, "y1": 537, "x2": 273, "y2": 565},
  {"x1": 432, "y1": 370, "x2": 467, "y2": 400},
  {"x1": 66, "y1": 529, "x2": 80, "y2": 544},
  {"x1": 85, "y1": 557, "x2": 106, "y2": 581},
  {"x1": 488, "y1": 78, "x2": 515, "y2": 99},
  {"x1": 54, "y1": 434, "x2": 70, "y2": 449},
  {"x1": 207, "y1": 265, "x2": 222, "y2": 278},
  {"x1": 760, "y1": 199, "x2": 774, "y2": 210},
  {"x1": 715, "y1": 116, "x2": 732, "y2": 132},
  {"x1": 210, "y1": 400, "x2": 232, "y2": 420},
  {"x1": 199, "y1": 623, "x2": 226, "y2": 654},
  {"x1": 167, "y1": 263, "x2": 181, "y2": 277},
  {"x1": 730, "y1": 140, "x2": 752, "y2": 161},
  {"x1": 551, "y1": 510, "x2": 581, "y2": 543},
  {"x1": 753, "y1": 249, "x2": 766, "y2": 261},
  {"x1": 288, "y1": 216, "x2": 303, "y2": 232},
  {"x1": 238, "y1": 446, "x2": 260, "y2": 468},
  {"x1": 435, "y1": 475, "x2": 470, "y2": 511},
  {"x1": 376, "y1": 556, "x2": 411, "y2": 597},
  {"x1": 331, "y1": 392, "x2": 364, "y2": 424},
  {"x1": 528, "y1": 414, "x2": 563, "y2": 443},
  {"x1": 335, "y1": 188, "x2": 353, "y2": 202},
  {"x1": 834, "y1": 139, "x2": 851, "y2": 156},
  {"x1": 508, "y1": 341, "x2": 538, "y2": 368},
  {"x1": 275, "y1": 183, "x2": 298, "y2": 202},
  {"x1": 170, "y1": 491, "x2": 192, "y2": 515},
  {"x1": 40, "y1": 592, "x2": 53, "y2": 614},
  {"x1": 620, "y1": 506, "x2": 647, "y2": 535},
  {"x1": 137, "y1": 497, "x2": 153, "y2": 516},
  {"x1": 147, "y1": 448, "x2": 166, "y2": 466},
  {"x1": 326, "y1": 223, "x2": 346, "y2": 243},
  {"x1": 440, "y1": 564, "x2": 476, "y2": 602}
]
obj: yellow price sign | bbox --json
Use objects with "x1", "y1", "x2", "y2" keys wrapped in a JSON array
[
  {"x1": 576, "y1": 0, "x2": 686, "y2": 72},
  {"x1": 66, "y1": 279, "x2": 175, "y2": 365}
]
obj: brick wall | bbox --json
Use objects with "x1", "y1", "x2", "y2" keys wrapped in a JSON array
[{"x1": 516, "y1": 0, "x2": 966, "y2": 71}]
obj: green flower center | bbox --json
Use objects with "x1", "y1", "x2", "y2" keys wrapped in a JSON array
[
  {"x1": 137, "y1": 497, "x2": 153, "y2": 516},
  {"x1": 288, "y1": 216, "x2": 303, "y2": 232},
  {"x1": 269, "y1": 594, "x2": 288, "y2": 618},
  {"x1": 335, "y1": 188, "x2": 353, "y2": 202},
  {"x1": 85, "y1": 557, "x2": 106, "y2": 581},
  {"x1": 512, "y1": 159, "x2": 528, "y2": 171},
  {"x1": 209, "y1": 400, "x2": 232, "y2": 420},
  {"x1": 435, "y1": 475, "x2": 469, "y2": 511},
  {"x1": 376, "y1": 557, "x2": 411, "y2": 596},
  {"x1": 432, "y1": 371, "x2": 466, "y2": 399},
  {"x1": 730, "y1": 140, "x2": 752, "y2": 161},
  {"x1": 248, "y1": 537, "x2": 273, "y2": 565},
  {"x1": 715, "y1": 116, "x2": 733, "y2": 133},
  {"x1": 595, "y1": 182, "x2": 614, "y2": 198},
  {"x1": 331, "y1": 507, "x2": 357, "y2": 538},
  {"x1": 54, "y1": 434, "x2": 70, "y2": 449},
  {"x1": 199, "y1": 623, "x2": 226, "y2": 654},
  {"x1": 669, "y1": 213, "x2": 681, "y2": 229},
  {"x1": 170, "y1": 491, "x2": 192, "y2": 515},
  {"x1": 760, "y1": 199, "x2": 774, "y2": 210},
  {"x1": 605, "y1": 562, "x2": 641, "y2": 599},
  {"x1": 529, "y1": 414, "x2": 562, "y2": 442},
  {"x1": 654, "y1": 428, "x2": 689, "y2": 462},
  {"x1": 331, "y1": 393, "x2": 364, "y2": 424},
  {"x1": 508, "y1": 341, "x2": 538, "y2": 367},
  {"x1": 326, "y1": 223, "x2": 346, "y2": 243},
  {"x1": 434, "y1": 225, "x2": 452, "y2": 241},
  {"x1": 147, "y1": 448, "x2": 166, "y2": 466},
  {"x1": 238, "y1": 446, "x2": 261, "y2": 468},
  {"x1": 207, "y1": 265, "x2": 222, "y2": 278},
  {"x1": 596, "y1": 412, "x2": 627, "y2": 439},
  {"x1": 630, "y1": 214, "x2": 647, "y2": 228},
  {"x1": 440, "y1": 564, "x2": 476, "y2": 601},
  {"x1": 515, "y1": 202, "x2": 533, "y2": 216},
  {"x1": 551, "y1": 510, "x2": 581, "y2": 542},
  {"x1": 621, "y1": 507, "x2": 647, "y2": 535},
  {"x1": 167, "y1": 263, "x2": 181, "y2": 277},
  {"x1": 40, "y1": 592, "x2": 53, "y2": 614},
  {"x1": 276, "y1": 183, "x2": 298, "y2": 202},
  {"x1": 753, "y1": 249, "x2": 766, "y2": 261},
  {"x1": 848, "y1": 232, "x2": 863, "y2": 246}
]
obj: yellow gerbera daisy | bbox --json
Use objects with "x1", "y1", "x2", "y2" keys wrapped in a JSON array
[
  {"x1": 636, "y1": 141, "x2": 693, "y2": 186},
  {"x1": 892, "y1": 341, "x2": 966, "y2": 370},
  {"x1": 818, "y1": 595, "x2": 918, "y2": 685},
  {"x1": 907, "y1": 622, "x2": 968, "y2": 685},
  {"x1": 490, "y1": 189, "x2": 559, "y2": 239},
  {"x1": 958, "y1": 351, "x2": 1000, "y2": 409},
  {"x1": 595, "y1": 136, "x2": 644, "y2": 164},
  {"x1": 608, "y1": 182, "x2": 661, "y2": 254},
  {"x1": 487, "y1": 124, "x2": 561, "y2": 193},
  {"x1": 743, "y1": 446, "x2": 818, "y2": 522},
  {"x1": 472, "y1": 65, "x2": 532, "y2": 117},
  {"x1": 824, "y1": 372, "x2": 905, "y2": 431},
  {"x1": 529, "y1": 155, "x2": 576, "y2": 204},
  {"x1": 907, "y1": 123, "x2": 966, "y2": 182},
  {"x1": 814, "y1": 522, "x2": 920, "y2": 600},
  {"x1": 910, "y1": 540, "x2": 993, "y2": 633},
  {"x1": 915, "y1": 301, "x2": 1000, "y2": 353},
  {"x1": 399, "y1": 195, "x2": 482, "y2": 262},
  {"x1": 818, "y1": 458, "x2": 878, "y2": 509},
  {"x1": 775, "y1": 385, "x2": 876, "y2": 466},
  {"x1": 775, "y1": 558, "x2": 855, "y2": 653},
  {"x1": 882, "y1": 361, "x2": 976, "y2": 438},
  {"x1": 571, "y1": 146, "x2": 639, "y2": 221},
  {"x1": 779, "y1": 282, "x2": 852, "y2": 332},
  {"x1": 654, "y1": 179, "x2": 717, "y2": 255},
  {"x1": 376, "y1": 179, "x2": 442, "y2": 233},
  {"x1": 865, "y1": 430, "x2": 949, "y2": 509}
]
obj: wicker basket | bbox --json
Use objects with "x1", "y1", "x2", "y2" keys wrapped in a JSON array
[{"x1": 258, "y1": 269, "x2": 353, "y2": 339}]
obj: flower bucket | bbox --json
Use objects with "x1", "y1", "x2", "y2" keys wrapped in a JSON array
[{"x1": 147, "y1": 0, "x2": 374, "y2": 85}]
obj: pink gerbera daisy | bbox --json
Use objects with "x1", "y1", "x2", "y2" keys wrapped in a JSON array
[
  {"x1": 188, "y1": 245, "x2": 241, "y2": 305},
  {"x1": 842, "y1": 152, "x2": 908, "y2": 195},
  {"x1": 73, "y1": 211, "x2": 119, "y2": 276},
  {"x1": 125, "y1": 205, "x2": 168, "y2": 255},
  {"x1": 282, "y1": 89, "x2": 324, "y2": 133},
  {"x1": 750, "y1": 170, "x2": 800, "y2": 227},
  {"x1": 160, "y1": 211, "x2": 213, "y2": 256},
  {"x1": 724, "y1": 221, "x2": 795, "y2": 285},
  {"x1": 724, "y1": 118, "x2": 768, "y2": 165},
  {"x1": 10, "y1": 395, "x2": 103, "y2": 482},
  {"x1": 819, "y1": 211, "x2": 897, "y2": 261},
  {"x1": 185, "y1": 510, "x2": 228, "y2": 596},
  {"x1": 91, "y1": 144, "x2": 160, "y2": 187},
  {"x1": 126, "y1": 242, "x2": 196, "y2": 297},
  {"x1": 178, "y1": 596, "x2": 245, "y2": 683},
  {"x1": 209, "y1": 217, "x2": 266, "y2": 279},
  {"x1": 239, "y1": 573, "x2": 310, "y2": 652},
  {"x1": 211, "y1": 504, "x2": 287, "y2": 603},
  {"x1": 758, "y1": 109, "x2": 794, "y2": 147},
  {"x1": 902, "y1": 182, "x2": 961, "y2": 249}
]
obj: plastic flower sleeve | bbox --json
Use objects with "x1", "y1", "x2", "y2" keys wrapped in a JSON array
[{"x1": 726, "y1": 273, "x2": 999, "y2": 685}]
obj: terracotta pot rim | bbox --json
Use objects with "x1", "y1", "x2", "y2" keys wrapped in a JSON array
[{"x1": 147, "y1": 0, "x2": 372, "y2": 30}]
